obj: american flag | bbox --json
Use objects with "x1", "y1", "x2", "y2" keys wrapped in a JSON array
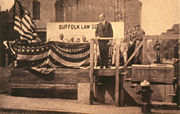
[
  {"x1": 5, "y1": 41, "x2": 90, "y2": 68},
  {"x1": 14, "y1": 0, "x2": 41, "y2": 43}
]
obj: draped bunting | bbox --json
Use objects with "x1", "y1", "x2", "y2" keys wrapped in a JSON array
[{"x1": 5, "y1": 41, "x2": 90, "y2": 68}]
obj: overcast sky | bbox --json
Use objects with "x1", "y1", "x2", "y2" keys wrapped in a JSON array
[
  {"x1": 139, "y1": 0, "x2": 180, "y2": 35},
  {"x1": 0, "y1": 0, "x2": 179, "y2": 35}
]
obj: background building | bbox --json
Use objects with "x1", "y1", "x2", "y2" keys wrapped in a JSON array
[
  {"x1": 0, "y1": 0, "x2": 142, "y2": 66},
  {"x1": 17, "y1": 0, "x2": 142, "y2": 41}
]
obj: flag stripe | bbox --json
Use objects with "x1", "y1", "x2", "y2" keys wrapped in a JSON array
[
  {"x1": 14, "y1": 0, "x2": 40, "y2": 42},
  {"x1": 49, "y1": 54, "x2": 89, "y2": 67},
  {"x1": 51, "y1": 46, "x2": 90, "y2": 62},
  {"x1": 14, "y1": 18, "x2": 33, "y2": 36},
  {"x1": 16, "y1": 51, "x2": 49, "y2": 61},
  {"x1": 14, "y1": 24, "x2": 33, "y2": 40},
  {"x1": 54, "y1": 43, "x2": 90, "y2": 54},
  {"x1": 51, "y1": 45, "x2": 90, "y2": 59}
]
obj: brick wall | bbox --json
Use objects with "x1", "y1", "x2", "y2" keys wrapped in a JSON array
[
  {"x1": 125, "y1": 0, "x2": 142, "y2": 31},
  {"x1": 17, "y1": 0, "x2": 142, "y2": 40},
  {"x1": 19, "y1": 0, "x2": 141, "y2": 27},
  {"x1": 63, "y1": 0, "x2": 118, "y2": 22}
]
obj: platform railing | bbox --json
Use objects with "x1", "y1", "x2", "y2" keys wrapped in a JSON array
[
  {"x1": 89, "y1": 37, "x2": 123, "y2": 106},
  {"x1": 91, "y1": 37, "x2": 121, "y2": 68}
]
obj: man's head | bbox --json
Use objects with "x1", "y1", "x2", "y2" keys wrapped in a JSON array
[
  {"x1": 59, "y1": 33, "x2": 64, "y2": 40},
  {"x1": 82, "y1": 35, "x2": 87, "y2": 42},
  {"x1": 99, "y1": 13, "x2": 106, "y2": 22},
  {"x1": 71, "y1": 37, "x2": 74, "y2": 42},
  {"x1": 136, "y1": 24, "x2": 141, "y2": 30}
]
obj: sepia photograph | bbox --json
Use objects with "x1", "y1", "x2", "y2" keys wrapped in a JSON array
[{"x1": 0, "y1": 0, "x2": 179, "y2": 113}]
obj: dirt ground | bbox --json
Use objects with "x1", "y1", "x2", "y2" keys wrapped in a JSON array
[
  {"x1": 1, "y1": 94, "x2": 180, "y2": 114},
  {"x1": 0, "y1": 94, "x2": 141, "y2": 114}
]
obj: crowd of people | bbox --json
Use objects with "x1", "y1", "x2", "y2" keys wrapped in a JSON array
[
  {"x1": 124, "y1": 24, "x2": 145, "y2": 65},
  {"x1": 48, "y1": 34, "x2": 89, "y2": 43}
]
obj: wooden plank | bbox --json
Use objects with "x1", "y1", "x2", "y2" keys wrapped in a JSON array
[
  {"x1": 10, "y1": 68, "x2": 90, "y2": 84},
  {"x1": 151, "y1": 101, "x2": 177, "y2": 109},
  {"x1": 144, "y1": 34, "x2": 179, "y2": 40},
  {"x1": 10, "y1": 84, "x2": 77, "y2": 90},
  {"x1": 124, "y1": 41, "x2": 143, "y2": 67},
  {"x1": 94, "y1": 68, "x2": 116, "y2": 76},
  {"x1": 115, "y1": 39, "x2": 120, "y2": 106}
]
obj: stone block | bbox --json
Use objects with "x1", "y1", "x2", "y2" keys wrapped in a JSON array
[
  {"x1": 78, "y1": 83, "x2": 91, "y2": 104},
  {"x1": 151, "y1": 84, "x2": 175, "y2": 102},
  {"x1": 132, "y1": 64, "x2": 174, "y2": 84}
]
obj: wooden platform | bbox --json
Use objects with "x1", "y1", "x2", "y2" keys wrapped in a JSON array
[
  {"x1": 1, "y1": 66, "x2": 178, "y2": 109},
  {"x1": 94, "y1": 66, "x2": 131, "y2": 76}
]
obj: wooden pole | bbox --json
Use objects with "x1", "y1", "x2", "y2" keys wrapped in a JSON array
[
  {"x1": 115, "y1": 38, "x2": 120, "y2": 106},
  {"x1": 177, "y1": 39, "x2": 180, "y2": 108},
  {"x1": 89, "y1": 39, "x2": 94, "y2": 104},
  {"x1": 5, "y1": 52, "x2": 8, "y2": 67},
  {"x1": 124, "y1": 41, "x2": 143, "y2": 67},
  {"x1": 120, "y1": 72, "x2": 125, "y2": 106}
]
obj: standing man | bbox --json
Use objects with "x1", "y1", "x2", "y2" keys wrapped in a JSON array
[
  {"x1": 95, "y1": 13, "x2": 113, "y2": 68},
  {"x1": 134, "y1": 25, "x2": 145, "y2": 64}
]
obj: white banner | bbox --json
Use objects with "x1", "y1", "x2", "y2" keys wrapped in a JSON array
[{"x1": 47, "y1": 22, "x2": 124, "y2": 42}]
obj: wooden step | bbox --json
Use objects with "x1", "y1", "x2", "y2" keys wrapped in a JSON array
[
  {"x1": 151, "y1": 101, "x2": 177, "y2": 109},
  {"x1": 10, "y1": 84, "x2": 77, "y2": 90}
]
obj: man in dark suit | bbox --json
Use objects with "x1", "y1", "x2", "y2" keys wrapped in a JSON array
[{"x1": 95, "y1": 14, "x2": 113, "y2": 68}]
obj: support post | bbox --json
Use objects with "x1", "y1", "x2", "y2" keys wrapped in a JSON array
[
  {"x1": 115, "y1": 38, "x2": 120, "y2": 106},
  {"x1": 178, "y1": 39, "x2": 180, "y2": 109},
  {"x1": 120, "y1": 72, "x2": 125, "y2": 106},
  {"x1": 89, "y1": 39, "x2": 94, "y2": 104},
  {"x1": 5, "y1": 52, "x2": 8, "y2": 67}
]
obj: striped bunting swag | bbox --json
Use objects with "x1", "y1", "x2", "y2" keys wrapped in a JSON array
[
  {"x1": 14, "y1": 0, "x2": 41, "y2": 43},
  {"x1": 6, "y1": 41, "x2": 90, "y2": 68}
]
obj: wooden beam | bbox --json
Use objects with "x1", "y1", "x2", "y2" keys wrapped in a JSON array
[
  {"x1": 10, "y1": 84, "x2": 77, "y2": 89},
  {"x1": 178, "y1": 39, "x2": 180, "y2": 108},
  {"x1": 89, "y1": 39, "x2": 94, "y2": 104},
  {"x1": 124, "y1": 41, "x2": 143, "y2": 67},
  {"x1": 115, "y1": 39, "x2": 120, "y2": 106},
  {"x1": 144, "y1": 34, "x2": 179, "y2": 40},
  {"x1": 5, "y1": 53, "x2": 8, "y2": 67},
  {"x1": 120, "y1": 72, "x2": 125, "y2": 106},
  {"x1": 94, "y1": 68, "x2": 116, "y2": 76}
]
